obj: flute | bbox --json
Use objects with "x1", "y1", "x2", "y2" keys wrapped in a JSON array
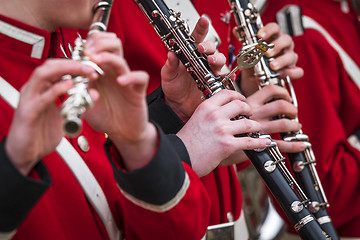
[{"x1": 60, "y1": 0, "x2": 113, "y2": 137}]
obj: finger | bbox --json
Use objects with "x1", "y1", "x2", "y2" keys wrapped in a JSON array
[
  {"x1": 31, "y1": 79, "x2": 74, "y2": 115},
  {"x1": 198, "y1": 41, "x2": 217, "y2": 55},
  {"x1": 218, "y1": 99, "x2": 253, "y2": 119},
  {"x1": 26, "y1": 59, "x2": 98, "y2": 95},
  {"x1": 275, "y1": 140, "x2": 307, "y2": 153},
  {"x1": 260, "y1": 118, "x2": 302, "y2": 135},
  {"x1": 230, "y1": 118, "x2": 263, "y2": 135},
  {"x1": 92, "y1": 52, "x2": 130, "y2": 74},
  {"x1": 161, "y1": 51, "x2": 181, "y2": 82},
  {"x1": 207, "y1": 53, "x2": 227, "y2": 74},
  {"x1": 87, "y1": 32, "x2": 118, "y2": 44},
  {"x1": 88, "y1": 88, "x2": 100, "y2": 103},
  {"x1": 86, "y1": 32, "x2": 123, "y2": 57},
  {"x1": 257, "y1": 22, "x2": 281, "y2": 42},
  {"x1": 233, "y1": 136, "x2": 272, "y2": 150},
  {"x1": 266, "y1": 34, "x2": 294, "y2": 58},
  {"x1": 191, "y1": 16, "x2": 209, "y2": 44},
  {"x1": 247, "y1": 85, "x2": 292, "y2": 105},
  {"x1": 117, "y1": 70, "x2": 149, "y2": 95},
  {"x1": 252, "y1": 100, "x2": 298, "y2": 120},
  {"x1": 278, "y1": 67, "x2": 304, "y2": 80},
  {"x1": 202, "y1": 89, "x2": 246, "y2": 107},
  {"x1": 269, "y1": 51, "x2": 298, "y2": 71}
]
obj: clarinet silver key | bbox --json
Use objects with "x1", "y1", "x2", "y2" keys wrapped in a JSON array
[{"x1": 223, "y1": 39, "x2": 274, "y2": 83}]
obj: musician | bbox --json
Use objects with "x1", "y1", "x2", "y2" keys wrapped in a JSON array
[
  {"x1": 253, "y1": 0, "x2": 360, "y2": 238},
  {"x1": 106, "y1": 0, "x2": 305, "y2": 239},
  {"x1": 0, "y1": 0, "x2": 238, "y2": 239}
]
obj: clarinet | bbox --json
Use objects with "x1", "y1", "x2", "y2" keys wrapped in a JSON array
[
  {"x1": 60, "y1": 0, "x2": 113, "y2": 137},
  {"x1": 228, "y1": 0, "x2": 339, "y2": 239},
  {"x1": 134, "y1": 0, "x2": 331, "y2": 239}
]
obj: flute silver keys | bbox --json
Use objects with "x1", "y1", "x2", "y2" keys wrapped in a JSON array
[{"x1": 60, "y1": 0, "x2": 113, "y2": 137}]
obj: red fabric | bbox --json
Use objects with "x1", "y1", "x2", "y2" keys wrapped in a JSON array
[
  {"x1": 0, "y1": 14, "x2": 210, "y2": 240},
  {"x1": 107, "y1": 0, "x2": 244, "y2": 225},
  {"x1": 107, "y1": 0, "x2": 241, "y2": 95},
  {"x1": 107, "y1": 0, "x2": 167, "y2": 95},
  {"x1": 260, "y1": 0, "x2": 360, "y2": 237},
  {"x1": 122, "y1": 163, "x2": 210, "y2": 240}
]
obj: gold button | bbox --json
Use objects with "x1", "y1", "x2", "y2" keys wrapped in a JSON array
[{"x1": 77, "y1": 135, "x2": 90, "y2": 152}]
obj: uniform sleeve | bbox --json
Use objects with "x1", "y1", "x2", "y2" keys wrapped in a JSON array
[
  {"x1": 147, "y1": 86, "x2": 185, "y2": 134},
  {"x1": 105, "y1": 126, "x2": 211, "y2": 239},
  {"x1": 0, "y1": 139, "x2": 51, "y2": 233},
  {"x1": 147, "y1": 87, "x2": 192, "y2": 166}
]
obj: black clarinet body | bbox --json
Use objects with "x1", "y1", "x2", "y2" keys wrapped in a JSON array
[
  {"x1": 228, "y1": 0, "x2": 339, "y2": 239},
  {"x1": 135, "y1": 0, "x2": 232, "y2": 98},
  {"x1": 287, "y1": 149, "x2": 339, "y2": 239},
  {"x1": 246, "y1": 149, "x2": 330, "y2": 240},
  {"x1": 135, "y1": 0, "x2": 331, "y2": 239}
]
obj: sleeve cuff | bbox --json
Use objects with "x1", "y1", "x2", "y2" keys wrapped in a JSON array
[
  {"x1": 105, "y1": 127, "x2": 186, "y2": 206},
  {"x1": 0, "y1": 139, "x2": 51, "y2": 232},
  {"x1": 165, "y1": 134, "x2": 191, "y2": 167},
  {"x1": 147, "y1": 86, "x2": 185, "y2": 134}
]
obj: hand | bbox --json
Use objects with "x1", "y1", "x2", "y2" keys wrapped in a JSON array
[
  {"x1": 161, "y1": 17, "x2": 227, "y2": 121},
  {"x1": 240, "y1": 22, "x2": 304, "y2": 96},
  {"x1": 5, "y1": 60, "x2": 98, "y2": 175},
  {"x1": 177, "y1": 90, "x2": 271, "y2": 177},
  {"x1": 84, "y1": 32, "x2": 157, "y2": 171},
  {"x1": 246, "y1": 85, "x2": 307, "y2": 152}
]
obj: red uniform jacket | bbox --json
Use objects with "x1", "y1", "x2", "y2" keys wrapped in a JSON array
[
  {"x1": 0, "y1": 14, "x2": 211, "y2": 240},
  {"x1": 107, "y1": 0, "x2": 245, "y2": 226},
  {"x1": 260, "y1": 0, "x2": 360, "y2": 237}
]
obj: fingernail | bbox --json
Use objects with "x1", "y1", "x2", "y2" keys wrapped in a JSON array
[
  {"x1": 117, "y1": 75, "x2": 127, "y2": 85},
  {"x1": 266, "y1": 49, "x2": 274, "y2": 57},
  {"x1": 199, "y1": 44, "x2": 206, "y2": 52},
  {"x1": 302, "y1": 142, "x2": 311, "y2": 150},
  {"x1": 62, "y1": 77, "x2": 73, "y2": 85},
  {"x1": 265, "y1": 139, "x2": 272, "y2": 146},
  {"x1": 258, "y1": 30, "x2": 266, "y2": 39},
  {"x1": 270, "y1": 60, "x2": 279, "y2": 70},
  {"x1": 208, "y1": 55, "x2": 215, "y2": 63}
]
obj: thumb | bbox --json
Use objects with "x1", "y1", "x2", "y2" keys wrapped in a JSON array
[
  {"x1": 161, "y1": 51, "x2": 180, "y2": 83},
  {"x1": 191, "y1": 16, "x2": 210, "y2": 44}
]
